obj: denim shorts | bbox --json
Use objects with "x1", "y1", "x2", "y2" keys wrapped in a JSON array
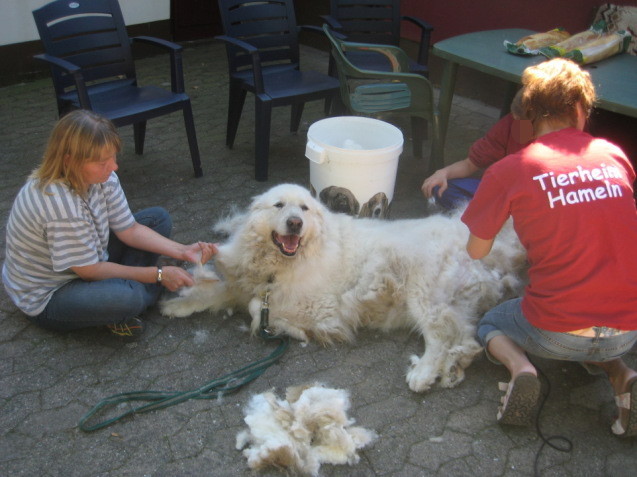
[{"x1": 477, "y1": 298, "x2": 637, "y2": 368}]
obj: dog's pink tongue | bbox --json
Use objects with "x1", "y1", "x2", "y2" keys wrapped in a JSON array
[{"x1": 280, "y1": 234, "x2": 300, "y2": 252}]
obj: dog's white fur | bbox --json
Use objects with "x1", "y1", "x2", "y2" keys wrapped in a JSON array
[
  {"x1": 235, "y1": 383, "x2": 376, "y2": 476},
  {"x1": 162, "y1": 184, "x2": 526, "y2": 392}
]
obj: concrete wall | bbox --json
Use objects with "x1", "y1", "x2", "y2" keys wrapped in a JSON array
[
  {"x1": 401, "y1": 0, "x2": 633, "y2": 43},
  {"x1": 0, "y1": 0, "x2": 172, "y2": 85},
  {"x1": 0, "y1": 0, "x2": 170, "y2": 47}
]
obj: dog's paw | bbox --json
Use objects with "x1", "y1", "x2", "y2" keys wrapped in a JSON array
[
  {"x1": 406, "y1": 355, "x2": 437, "y2": 393},
  {"x1": 438, "y1": 365, "x2": 465, "y2": 388},
  {"x1": 160, "y1": 297, "x2": 200, "y2": 318}
]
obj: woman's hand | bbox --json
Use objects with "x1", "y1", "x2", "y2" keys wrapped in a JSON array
[
  {"x1": 421, "y1": 169, "x2": 449, "y2": 198},
  {"x1": 182, "y1": 242, "x2": 218, "y2": 264},
  {"x1": 159, "y1": 265, "x2": 197, "y2": 292},
  {"x1": 421, "y1": 159, "x2": 480, "y2": 198}
]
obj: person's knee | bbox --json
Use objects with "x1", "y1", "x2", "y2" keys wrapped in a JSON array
[
  {"x1": 135, "y1": 207, "x2": 172, "y2": 238},
  {"x1": 477, "y1": 323, "x2": 502, "y2": 347},
  {"x1": 434, "y1": 178, "x2": 480, "y2": 210},
  {"x1": 109, "y1": 282, "x2": 156, "y2": 316}
]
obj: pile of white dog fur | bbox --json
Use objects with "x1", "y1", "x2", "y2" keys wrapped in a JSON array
[{"x1": 236, "y1": 383, "x2": 377, "y2": 476}]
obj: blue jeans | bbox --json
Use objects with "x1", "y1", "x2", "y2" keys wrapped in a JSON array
[
  {"x1": 29, "y1": 207, "x2": 172, "y2": 331},
  {"x1": 478, "y1": 298, "x2": 637, "y2": 368}
]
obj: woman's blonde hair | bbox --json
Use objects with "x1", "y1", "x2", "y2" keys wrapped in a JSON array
[
  {"x1": 513, "y1": 58, "x2": 596, "y2": 129},
  {"x1": 31, "y1": 109, "x2": 121, "y2": 195}
]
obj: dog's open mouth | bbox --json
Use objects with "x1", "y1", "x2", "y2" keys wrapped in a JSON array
[{"x1": 272, "y1": 232, "x2": 301, "y2": 256}]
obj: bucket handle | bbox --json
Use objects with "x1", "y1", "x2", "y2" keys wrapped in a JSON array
[{"x1": 305, "y1": 140, "x2": 326, "y2": 164}]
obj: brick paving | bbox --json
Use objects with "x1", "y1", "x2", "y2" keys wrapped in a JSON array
[{"x1": 0, "y1": 40, "x2": 635, "y2": 476}]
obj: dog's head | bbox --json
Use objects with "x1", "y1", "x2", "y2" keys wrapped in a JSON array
[
  {"x1": 248, "y1": 184, "x2": 326, "y2": 258},
  {"x1": 359, "y1": 192, "x2": 390, "y2": 218},
  {"x1": 319, "y1": 186, "x2": 359, "y2": 216}
]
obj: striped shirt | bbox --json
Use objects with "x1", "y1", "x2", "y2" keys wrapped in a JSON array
[{"x1": 2, "y1": 173, "x2": 135, "y2": 316}]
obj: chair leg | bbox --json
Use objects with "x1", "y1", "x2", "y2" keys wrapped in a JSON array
[
  {"x1": 133, "y1": 121, "x2": 147, "y2": 155},
  {"x1": 324, "y1": 97, "x2": 333, "y2": 117},
  {"x1": 324, "y1": 56, "x2": 337, "y2": 116},
  {"x1": 411, "y1": 116, "x2": 425, "y2": 158},
  {"x1": 427, "y1": 115, "x2": 444, "y2": 175},
  {"x1": 291, "y1": 102, "x2": 305, "y2": 133},
  {"x1": 329, "y1": 93, "x2": 346, "y2": 116},
  {"x1": 227, "y1": 81, "x2": 247, "y2": 148},
  {"x1": 182, "y1": 100, "x2": 203, "y2": 178},
  {"x1": 254, "y1": 99, "x2": 272, "y2": 182}
]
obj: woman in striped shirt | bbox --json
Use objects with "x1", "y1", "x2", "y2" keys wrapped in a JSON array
[{"x1": 2, "y1": 110, "x2": 216, "y2": 338}]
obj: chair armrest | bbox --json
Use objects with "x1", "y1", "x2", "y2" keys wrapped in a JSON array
[
  {"x1": 215, "y1": 35, "x2": 266, "y2": 94},
  {"x1": 345, "y1": 65, "x2": 426, "y2": 83},
  {"x1": 401, "y1": 16, "x2": 434, "y2": 33},
  {"x1": 320, "y1": 15, "x2": 343, "y2": 31},
  {"x1": 299, "y1": 24, "x2": 345, "y2": 44},
  {"x1": 34, "y1": 52, "x2": 80, "y2": 74},
  {"x1": 401, "y1": 16, "x2": 434, "y2": 66},
  {"x1": 341, "y1": 41, "x2": 411, "y2": 72},
  {"x1": 215, "y1": 35, "x2": 258, "y2": 54},
  {"x1": 33, "y1": 53, "x2": 92, "y2": 109},
  {"x1": 131, "y1": 36, "x2": 185, "y2": 93},
  {"x1": 132, "y1": 36, "x2": 183, "y2": 52},
  {"x1": 298, "y1": 25, "x2": 326, "y2": 36}
]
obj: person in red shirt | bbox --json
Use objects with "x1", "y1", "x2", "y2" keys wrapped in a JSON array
[
  {"x1": 462, "y1": 58, "x2": 637, "y2": 436},
  {"x1": 421, "y1": 110, "x2": 533, "y2": 209}
]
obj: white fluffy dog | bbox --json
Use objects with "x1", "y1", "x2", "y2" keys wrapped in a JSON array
[
  {"x1": 236, "y1": 383, "x2": 376, "y2": 476},
  {"x1": 161, "y1": 184, "x2": 526, "y2": 392}
]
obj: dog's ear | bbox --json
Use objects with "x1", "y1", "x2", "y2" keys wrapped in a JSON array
[
  {"x1": 214, "y1": 208, "x2": 247, "y2": 237},
  {"x1": 345, "y1": 188, "x2": 360, "y2": 215},
  {"x1": 359, "y1": 192, "x2": 383, "y2": 218},
  {"x1": 358, "y1": 201, "x2": 370, "y2": 217},
  {"x1": 319, "y1": 186, "x2": 335, "y2": 205},
  {"x1": 299, "y1": 196, "x2": 328, "y2": 249}
]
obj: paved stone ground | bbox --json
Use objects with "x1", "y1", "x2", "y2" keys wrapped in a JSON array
[{"x1": 1, "y1": 41, "x2": 636, "y2": 477}]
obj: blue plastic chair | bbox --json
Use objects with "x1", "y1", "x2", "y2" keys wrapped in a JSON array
[
  {"x1": 216, "y1": 0, "x2": 340, "y2": 182},
  {"x1": 32, "y1": 0, "x2": 203, "y2": 177}
]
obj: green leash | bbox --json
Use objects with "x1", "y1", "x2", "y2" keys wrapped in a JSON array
[{"x1": 79, "y1": 292, "x2": 288, "y2": 432}]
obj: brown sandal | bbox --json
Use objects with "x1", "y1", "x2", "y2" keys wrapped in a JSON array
[{"x1": 497, "y1": 372, "x2": 541, "y2": 426}]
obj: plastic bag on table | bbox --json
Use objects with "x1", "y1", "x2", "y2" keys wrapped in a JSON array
[
  {"x1": 540, "y1": 20, "x2": 607, "y2": 58},
  {"x1": 504, "y1": 28, "x2": 570, "y2": 56},
  {"x1": 564, "y1": 30, "x2": 632, "y2": 64}
]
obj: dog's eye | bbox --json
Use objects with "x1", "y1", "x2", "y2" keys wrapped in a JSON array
[
  {"x1": 274, "y1": 202, "x2": 284, "y2": 208},
  {"x1": 301, "y1": 204, "x2": 309, "y2": 211}
]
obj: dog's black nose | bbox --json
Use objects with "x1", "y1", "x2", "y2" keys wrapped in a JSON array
[{"x1": 286, "y1": 216, "x2": 302, "y2": 234}]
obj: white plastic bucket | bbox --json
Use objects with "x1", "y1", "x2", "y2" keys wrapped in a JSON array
[{"x1": 305, "y1": 116, "x2": 403, "y2": 218}]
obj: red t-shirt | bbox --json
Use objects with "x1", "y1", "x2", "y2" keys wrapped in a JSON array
[
  {"x1": 462, "y1": 128, "x2": 637, "y2": 332},
  {"x1": 468, "y1": 114, "x2": 532, "y2": 169}
]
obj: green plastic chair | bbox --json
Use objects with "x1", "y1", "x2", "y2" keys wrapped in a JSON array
[{"x1": 323, "y1": 25, "x2": 443, "y2": 172}]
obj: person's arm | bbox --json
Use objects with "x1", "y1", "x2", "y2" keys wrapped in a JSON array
[
  {"x1": 421, "y1": 158, "x2": 480, "y2": 198},
  {"x1": 71, "y1": 261, "x2": 193, "y2": 292},
  {"x1": 115, "y1": 222, "x2": 217, "y2": 263},
  {"x1": 466, "y1": 233, "x2": 495, "y2": 260},
  {"x1": 71, "y1": 222, "x2": 217, "y2": 291}
]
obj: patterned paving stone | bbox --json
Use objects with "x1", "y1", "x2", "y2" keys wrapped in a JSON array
[{"x1": 0, "y1": 40, "x2": 635, "y2": 476}]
